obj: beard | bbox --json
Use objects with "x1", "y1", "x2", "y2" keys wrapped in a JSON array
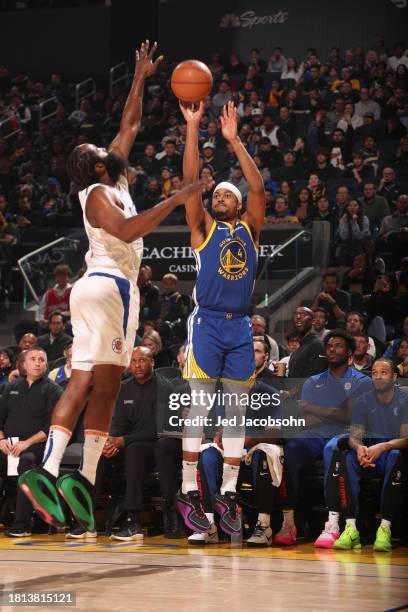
[
  {"x1": 103, "y1": 151, "x2": 128, "y2": 183},
  {"x1": 212, "y1": 207, "x2": 228, "y2": 220},
  {"x1": 373, "y1": 379, "x2": 394, "y2": 394}
]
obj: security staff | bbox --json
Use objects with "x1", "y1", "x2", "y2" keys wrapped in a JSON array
[{"x1": 0, "y1": 348, "x2": 62, "y2": 536}]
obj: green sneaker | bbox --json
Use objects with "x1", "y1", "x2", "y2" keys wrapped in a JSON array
[
  {"x1": 57, "y1": 471, "x2": 95, "y2": 533},
  {"x1": 373, "y1": 525, "x2": 392, "y2": 552},
  {"x1": 19, "y1": 468, "x2": 66, "y2": 527},
  {"x1": 333, "y1": 524, "x2": 361, "y2": 550}
]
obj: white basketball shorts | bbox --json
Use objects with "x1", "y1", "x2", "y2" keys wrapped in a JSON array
[{"x1": 70, "y1": 271, "x2": 139, "y2": 371}]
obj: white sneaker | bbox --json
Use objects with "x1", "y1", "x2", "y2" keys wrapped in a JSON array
[
  {"x1": 188, "y1": 524, "x2": 219, "y2": 545},
  {"x1": 247, "y1": 523, "x2": 273, "y2": 547}
]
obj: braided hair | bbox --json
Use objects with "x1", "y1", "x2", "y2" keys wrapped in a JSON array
[{"x1": 66, "y1": 145, "x2": 99, "y2": 190}]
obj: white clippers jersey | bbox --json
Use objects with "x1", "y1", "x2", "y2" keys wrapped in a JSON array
[{"x1": 78, "y1": 178, "x2": 143, "y2": 282}]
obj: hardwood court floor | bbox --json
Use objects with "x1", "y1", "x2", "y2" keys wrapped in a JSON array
[{"x1": 0, "y1": 533, "x2": 407, "y2": 611}]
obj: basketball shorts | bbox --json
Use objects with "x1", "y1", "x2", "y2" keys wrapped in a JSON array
[
  {"x1": 184, "y1": 307, "x2": 255, "y2": 382},
  {"x1": 70, "y1": 271, "x2": 139, "y2": 371}
]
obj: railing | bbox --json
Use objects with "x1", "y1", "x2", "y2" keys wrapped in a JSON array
[
  {"x1": 17, "y1": 237, "x2": 80, "y2": 306},
  {"x1": 110, "y1": 62, "x2": 129, "y2": 97},
  {"x1": 38, "y1": 96, "x2": 59, "y2": 129},
  {"x1": 0, "y1": 113, "x2": 21, "y2": 140},
  {"x1": 75, "y1": 77, "x2": 96, "y2": 109},
  {"x1": 257, "y1": 229, "x2": 312, "y2": 307}
]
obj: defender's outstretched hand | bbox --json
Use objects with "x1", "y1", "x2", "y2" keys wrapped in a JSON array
[
  {"x1": 135, "y1": 40, "x2": 163, "y2": 78},
  {"x1": 179, "y1": 100, "x2": 205, "y2": 125},
  {"x1": 220, "y1": 100, "x2": 238, "y2": 141}
]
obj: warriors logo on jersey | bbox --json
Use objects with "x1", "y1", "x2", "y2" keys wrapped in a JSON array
[{"x1": 218, "y1": 237, "x2": 248, "y2": 281}]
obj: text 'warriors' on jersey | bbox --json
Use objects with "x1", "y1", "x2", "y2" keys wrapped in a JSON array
[{"x1": 193, "y1": 220, "x2": 258, "y2": 313}]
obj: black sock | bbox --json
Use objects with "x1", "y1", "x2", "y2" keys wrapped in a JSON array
[{"x1": 127, "y1": 511, "x2": 139, "y2": 523}]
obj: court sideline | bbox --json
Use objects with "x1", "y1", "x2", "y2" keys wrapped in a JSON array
[{"x1": 0, "y1": 535, "x2": 407, "y2": 611}]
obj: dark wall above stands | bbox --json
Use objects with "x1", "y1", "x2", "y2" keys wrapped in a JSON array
[
  {"x1": 0, "y1": 1, "x2": 159, "y2": 79},
  {"x1": 158, "y1": 0, "x2": 407, "y2": 63}
]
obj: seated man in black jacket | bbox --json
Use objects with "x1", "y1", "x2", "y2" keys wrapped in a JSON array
[
  {"x1": 94, "y1": 346, "x2": 186, "y2": 541},
  {"x1": 0, "y1": 348, "x2": 62, "y2": 536},
  {"x1": 37, "y1": 312, "x2": 72, "y2": 364}
]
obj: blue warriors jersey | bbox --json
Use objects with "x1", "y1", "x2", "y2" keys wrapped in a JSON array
[{"x1": 193, "y1": 220, "x2": 258, "y2": 313}]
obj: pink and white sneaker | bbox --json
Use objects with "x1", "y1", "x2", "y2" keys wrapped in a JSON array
[
  {"x1": 273, "y1": 524, "x2": 297, "y2": 546},
  {"x1": 314, "y1": 522, "x2": 340, "y2": 549}
]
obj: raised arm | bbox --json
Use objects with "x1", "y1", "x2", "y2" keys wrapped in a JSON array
[
  {"x1": 179, "y1": 101, "x2": 213, "y2": 249},
  {"x1": 220, "y1": 101, "x2": 265, "y2": 245},
  {"x1": 86, "y1": 180, "x2": 203, "y2": 244},
  {"x1": 109, "y1": 40, "x2": 163, "y2": 159}
]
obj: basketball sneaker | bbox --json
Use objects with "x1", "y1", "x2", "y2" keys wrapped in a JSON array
[
  {"x1": 66, "y1": 523, "x2": 97, "y2": 539},
  {"x1": 110, "y1": 515, "x2": 143, "y2": 541},
  {"x1": 273, "y1": 524, "x2": 297, "y2": 546},
  {"x1": 247, "y1": 523, "x2": 273, "y2": 547},
  {"x1": 188, "y1": 523, "x2": 219, "y2": 545},
  {"x1": 373, "y1": 525, "x2": 392, "y2": 552},
  {"x1": 333, "y1": 524, "x2": 361, "y2": 550},
  {"x1": 176, "y1": 490, "x2": 210, "y2": 533},
  {"x1": 18, "y1": 467, "x2": 66, "y2": 527},
  {"x1": 56, "y1": 471, "x2": 95, "y2": 533},
  {"x1": 314, "y1": 522, "x2": 340, "y2": 549},
  {"x1": 214, "y1": 491, "x2": 242, "y2": 535}
]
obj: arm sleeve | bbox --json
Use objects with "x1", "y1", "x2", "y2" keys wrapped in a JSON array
[{"x1": 338, "y1": 217, "x2": 348, "y2": 240}]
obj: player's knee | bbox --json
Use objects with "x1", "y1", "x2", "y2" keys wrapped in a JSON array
[
  {"x1": 323, "y1": 436, "x2": 338, "y2": 463},
  {"x1": 345, "y1": 450, "x2": 358, "y2": 469},
  {"x1": 386, "y1": 449, "x2": 401, "y2": 463}
]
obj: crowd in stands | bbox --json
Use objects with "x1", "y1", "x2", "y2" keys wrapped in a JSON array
[{"x1": 0, "y1": 36, "x2": 407, "y2": 548}]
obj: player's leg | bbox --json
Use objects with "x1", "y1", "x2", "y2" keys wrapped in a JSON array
[
  {"x1": 275, "y1": 437, "x2": 326, "y2": 546},
  {"x1": 57, "y1": 273, "x2": 139, "y2": 531},
  {"x1": 334, "y1": 450, "x2": 363, "y2": 550},
  {"x1": 374, "y1": 449, "x2": 403, "y2": 552},
  {"x1": 215, "y1": 317, "x2": 254, "y2": 535},
  {"x1": 247, "y1": 451, "x2": 274, "y2": 547},
  {"x1": 315, "y1": 435, "x2": 348, "y2": 548},
  {"x1": 188, "y1": 446, "x2": 222, "y2": 545},
  {"x1": 18, "y1": 370, "x2": 92, "y2": 527},
  {"x1": 177, "y1": 378, "x2": 217, "y2": 531},
  {"x1": 214, "y1": 378, "x2": 248, "y2": 535},
  {"x1": 56, "y1": 364, "x2": 123, "y2": 532},
  {"x1": 177, "y1": 311, "x2": 220, "y2": 532}
]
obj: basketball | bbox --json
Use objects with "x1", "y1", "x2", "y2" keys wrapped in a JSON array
[{"x1": 171, "y1": 59, "x2": 213, "y2": 103}]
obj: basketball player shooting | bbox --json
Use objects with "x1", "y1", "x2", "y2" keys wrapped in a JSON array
[
  {"x1": 176, "y1": 100, "x2": 266, "y2": 536},
  {"x1": 18, "y1": 41, "x2": 203, "y2": 532}
]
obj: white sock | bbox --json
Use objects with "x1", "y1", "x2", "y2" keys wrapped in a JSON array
[
  {"x1": 380, "y1": 519, "x2": 391, "y2": 530},
  {"x1": 328, "y1": 511, "x2": 340, "y2": 529},
  {"x1": 220, "y1": 463, "x2": 240, "y2": 494},
  {"x1": 346, "y1": 518, "x2": 357, "y2": 528},
  {"x1": 182, "y1": 460, "x2": 198, "y2": 494},
  {"x1": 205, "y1": 512, "x2": 215, "y2": 526},
  {"x1": 79, "y1": 430, "x2": 108, "y2": 485},
  {"x1": 259, "y1": 513, "x2": 270, "y2": 528},
  {"x1": 282, "y1": 509, "x2": 295, "y2": 527},
  {"x1": 42, "y1": 426, "x2": 72, "y2": 478}
]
